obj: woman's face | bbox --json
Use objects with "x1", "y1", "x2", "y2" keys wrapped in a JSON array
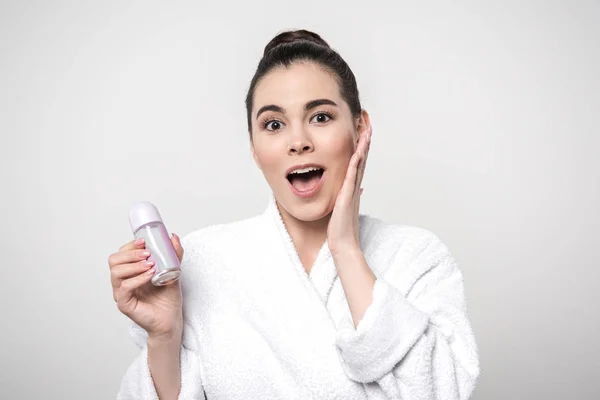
[{"x1": 250, "y1": 61, "x2": 369, "y2": 222}]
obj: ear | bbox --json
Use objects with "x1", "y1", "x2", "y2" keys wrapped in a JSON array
[{"x1": 355, "y1": 109, "x2": 372, "y2": 142}]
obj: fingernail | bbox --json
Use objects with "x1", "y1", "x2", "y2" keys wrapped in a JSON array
[
  {"x1": 145, "y1": 266, "x2": 156, "y2": 275},
  {"x1": 142, "y1": 260, "x2": 155, "y2": 268},
  {"x1": 135, "y1": 238, "x2": 145, "y2": 246},
  {"x1": 139, "y1": 250, "x2": 151, "y2": 258}
]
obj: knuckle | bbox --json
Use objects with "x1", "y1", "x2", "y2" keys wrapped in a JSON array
[
  {"x1": 114, "y1": 291, "x2": 122, "y2": 305},
  {"x1": 116, "y1": 300, "x2": 126, "y2": 313},
  {"x1": 120, "y1": 279, "x2": 132, "y2": 291},
  {"x1": 110, "y1": 274, "x2": 120, "y2": 288}
]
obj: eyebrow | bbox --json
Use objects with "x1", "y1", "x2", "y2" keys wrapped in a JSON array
[{"x1": 255, "y1": 98, "x2": 338, "y2": 120}]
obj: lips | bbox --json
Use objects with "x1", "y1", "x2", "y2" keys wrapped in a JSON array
[
  {"x1": 285, "y1": 163, "x2": 326, "y2": 198},
  {"x1": 285, "y1": 163, "x2": 326, "y2": 177}
]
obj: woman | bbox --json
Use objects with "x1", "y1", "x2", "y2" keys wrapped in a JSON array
[{"x1": 109, "y1": 29, "x2": 480, "y2": 400}]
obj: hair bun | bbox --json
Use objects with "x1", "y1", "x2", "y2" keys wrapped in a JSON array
[{"x1": 263, "y1": 29, "x2": 330, "y2": 56}]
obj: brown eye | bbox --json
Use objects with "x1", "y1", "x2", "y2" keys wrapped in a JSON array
[
  {"x1": 310, "y1": 112, "x2": 333, "y2": 124},
  {"x1": 265, "y1": 120, "x2": 284, "y2": 131}
]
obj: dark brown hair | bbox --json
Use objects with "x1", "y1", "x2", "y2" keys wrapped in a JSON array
[{"x1": 245, "y1": 29, "x2": 362, "y2": 138}]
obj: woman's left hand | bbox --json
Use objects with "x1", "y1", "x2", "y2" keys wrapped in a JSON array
[{"x1": 327, "y1": 125, "x2": 372, "y2": 255}]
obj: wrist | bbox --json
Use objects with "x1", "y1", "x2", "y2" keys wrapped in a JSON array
[
  {"x1": 148, "y1": 325, "x2": 183, "y2": 346},
  {"x1": 148, "y1": 331, "x2": 182, "y2": 348},
  {"x1": 330, "y1": 241, "x2": 362, "y2": 261}
]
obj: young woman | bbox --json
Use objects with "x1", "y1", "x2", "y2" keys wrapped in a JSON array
[{"x1": 109, "y1": 29, "x2": 480, "y2": 400}]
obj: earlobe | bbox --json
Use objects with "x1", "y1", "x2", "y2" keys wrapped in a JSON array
[
  {"x1": 354, "y1": 110, "x2": 372, "y2": 142},
  {"x1": 358, "y1": 109, "x2": 371, "y2": 136}
]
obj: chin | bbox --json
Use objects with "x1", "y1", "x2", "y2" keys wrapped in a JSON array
[{"x1": 278, "y1": 190, "x2": 335, "y2": 222}]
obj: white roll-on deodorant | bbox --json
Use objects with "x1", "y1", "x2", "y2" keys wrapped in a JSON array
[{"x1": 129, "y1": 201, "x2": 181, "y2": 286}]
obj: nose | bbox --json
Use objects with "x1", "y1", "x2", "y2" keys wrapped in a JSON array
[{"x1": 287, "y1": 130, "x2": 313, "y2": 155}]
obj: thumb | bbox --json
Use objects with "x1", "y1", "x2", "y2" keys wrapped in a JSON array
[{"x1": 171, "y1": 233, "x2": 184, "y2": 262}]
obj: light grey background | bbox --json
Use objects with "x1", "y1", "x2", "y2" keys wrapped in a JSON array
[{"x1": 1, "y1": 1, "x2": 599, "y2": 399}]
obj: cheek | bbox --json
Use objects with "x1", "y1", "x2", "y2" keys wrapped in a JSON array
[
  {"x1": 254, "y1": 143, "x2": 283, "y2": 178},
  {"x1": 322, "y1": 129, "x2": 356, "y2": 160},
  {"x1": 324, "y1": 130, "x2": 356, "y2": 182}
]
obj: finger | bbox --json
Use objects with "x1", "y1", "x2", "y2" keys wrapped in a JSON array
[
  {"x1": 111, "y1": 260, "x2": 155, "y2": 286},
  {"x1": 108, "y1": 248, "x2": 152, "y2": 269},
  {"x1": 119, "y1": 237, "x2": 146, "y2": 252},
  {"x1": 111, "y1": 260, "x2": 154, "y2": 301},
  {"x1": 350, "y1": 149, "x2": 366, "y2": 195},
  {"x1": 355, "y1": 128, "x2": 368, "y2": 150},
  {"x1": 357, "y1": 130, "x2": 370, "y2": 165},
  {"x1": 355, "y1": 130, "x2": 371, "y2": 195},
  {"x1": 359, "y1": 127, "x2": 371, "y2": 160},
  {"x1": 356, "y1": 124, "x2": 371, "y2": 141},
  {"x1": 345, "y1": 150, "x2": 361, "y2": 187},
  {"x1": 342, "y1": 131, "x2": 368, "y2": 200},
  {"x1": 171, "y1": 233, "x2": 184, "y2": 262},
  {"x1": 356, "y1": 149, "x2": 369, "y2": 191},
  {"x1": 335, "y1": 151, "x2": 359, "y2": 206},
  {"x1": 116, "y1": 267, "x2": 156, "y2": 312},
  {"x1": 111, "y1": 238, "x2": 146, "y2": 268}
]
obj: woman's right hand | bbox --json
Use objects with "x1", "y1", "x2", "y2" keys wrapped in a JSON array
[{"x1": 108, "y1": 234, "x2": 185, "y2": 341}]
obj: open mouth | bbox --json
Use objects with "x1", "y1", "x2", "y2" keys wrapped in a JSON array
[{"x1": 286, "y1": 167, "x2": 325, "y2": 193}]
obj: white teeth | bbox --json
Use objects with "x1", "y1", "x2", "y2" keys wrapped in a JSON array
[{"x1": 289, "y1": 166, "x2": 322, "y2": 175}]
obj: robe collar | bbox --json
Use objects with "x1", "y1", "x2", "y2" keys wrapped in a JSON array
[{"x1": 263, "y1": 192, "x2": 339, "y2": 305}]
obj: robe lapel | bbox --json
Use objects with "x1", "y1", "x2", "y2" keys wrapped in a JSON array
[
  {"x1": 265, "y1": 193, "x2": 339, "y2": 305},
  {"x1": 308, "y1": 246, "x2": 338, "y2": 304}
]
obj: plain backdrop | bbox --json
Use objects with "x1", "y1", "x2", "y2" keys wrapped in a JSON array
[{"x1": 2, "y1": 1, "x2": 599, "y2": 399}]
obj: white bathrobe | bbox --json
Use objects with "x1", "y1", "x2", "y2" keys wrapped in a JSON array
[{"x1": 117, "y1": 194, "x2": 480, "y2": 399}]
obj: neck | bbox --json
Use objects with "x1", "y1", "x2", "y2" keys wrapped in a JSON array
[{"x1": 275, "y1": 200, "x2": 330, "y2": 251}]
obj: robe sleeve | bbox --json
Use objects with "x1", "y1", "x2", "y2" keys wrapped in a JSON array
[
  {"x1": 116, "y1": 320, "x2": 207, "y2": 400},
  {"x1": 117, "y1": 233, "x2": 208, "y2": 400},
  {"x1": 334, "y1": 231, "x2": 480, "y2": 399}
]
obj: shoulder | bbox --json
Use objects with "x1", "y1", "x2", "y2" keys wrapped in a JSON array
[
  {"x1": 360, "y1": 214, "x2": 451, "y2": 263},
  {"x1": 179, "y1": 213, "x2": 264, "y2": 256},
  {"x1": 176, "y1": 213, "x2": 266, "y2": 296},
  {"x1": 360, "y1": 214, "x2": 459, "y2": 294}
]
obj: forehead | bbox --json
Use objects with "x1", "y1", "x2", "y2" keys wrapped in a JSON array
[{"x1": 253, "y1": 62, "x2": 343, "y2": 111}]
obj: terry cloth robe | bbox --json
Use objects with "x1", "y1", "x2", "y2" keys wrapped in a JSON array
[{"x1": 117, "y1": 193, "x2": 480, "y2": 399}]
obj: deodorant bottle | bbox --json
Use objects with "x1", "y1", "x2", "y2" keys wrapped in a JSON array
[{"x1": 129, "y1": 201, "x2": 181, "y2": 286}]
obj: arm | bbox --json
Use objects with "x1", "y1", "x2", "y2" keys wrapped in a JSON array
[
  {"x1": 333, "y1": 246, "x2": 376, "y2": 328},
  {"x1": 333, "y1": 231, "x2": 480, "y2": 399},
  {"x1": 117, "y1": 321, "x2": 206, "y2": 400},
  {"x1": 148, "y1": 334, "x2": 182, "y2": 400}
]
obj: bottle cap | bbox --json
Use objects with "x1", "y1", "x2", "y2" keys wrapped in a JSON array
[{"x1": 129, "y1": 201, "x2": 163, "y2": 232}]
